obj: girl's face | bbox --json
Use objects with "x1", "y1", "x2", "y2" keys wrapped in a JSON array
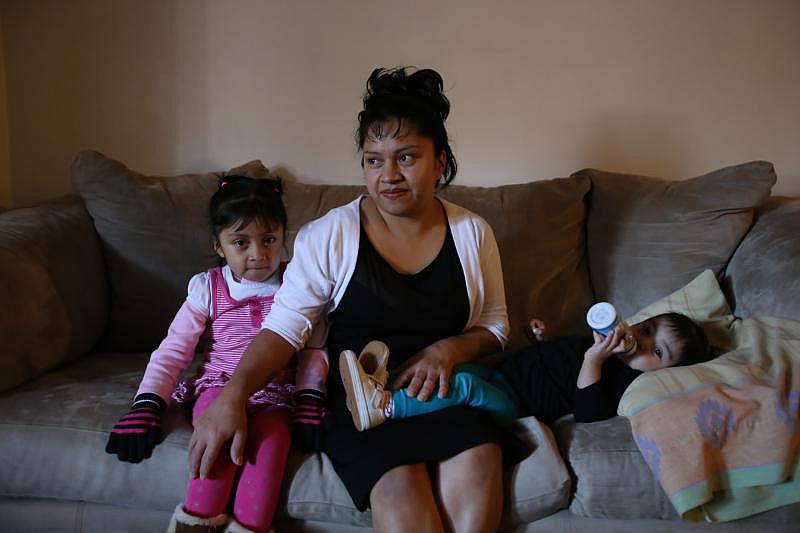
[
  {"x1": 361, "y1": 122, "x2": 445, "y2": 218},
  {"x1": 618, "y1": 317, "x2": 684, "y2": 372},
  {"x1": 214, "y1": 218, "x2": 284, "y2": 282}
]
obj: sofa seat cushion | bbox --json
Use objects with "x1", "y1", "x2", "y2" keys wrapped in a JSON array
[
  {"x1": 0, "y1": 352, "x2": 191, "y2": 511},
  {"x1": 554, "y1": 416, "x2": 679, "y2": 519},
  {"x1": 1, "y1": 353, "x2": 571, "y2": 526}
]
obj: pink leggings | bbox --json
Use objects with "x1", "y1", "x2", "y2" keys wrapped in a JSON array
[{"x1": 184, "y1": 387, "x2": 291, "y2": 532}]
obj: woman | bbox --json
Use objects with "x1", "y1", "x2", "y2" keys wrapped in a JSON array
[{"x1": 189, "y1": 67, "x2": 514, "y2": 532}]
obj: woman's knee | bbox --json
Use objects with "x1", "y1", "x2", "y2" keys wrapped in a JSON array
[
  {"x1": 370, "y1": 464, "x2": 443, "y2": 530},
  {"x1": 468, "y1": 442, "x2": 501, "y2": 466},
  {"x1": 443, "y1": 442, "x2": 502, "y2": 483}
]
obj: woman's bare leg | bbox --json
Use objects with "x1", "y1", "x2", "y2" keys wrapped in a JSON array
[
  {"x1": 370, "y1": 463, "x2": 445, "y2": 533},
  {"x1": 434, "y1": 443, "x2": 503, "y2": 533}
]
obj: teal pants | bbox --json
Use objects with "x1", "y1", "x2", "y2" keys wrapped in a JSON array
[{"x1": 391, "y1": 363, "x2": 521, "y2": 425}]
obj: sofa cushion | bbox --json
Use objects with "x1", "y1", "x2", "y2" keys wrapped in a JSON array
[
  {"x1": 554, "y1": 416, "x2": 679, "y2": 519},
  {"x1": 0, "y1": 351, "x2": 190, "y2": 510},
  {"x1": 440, "y1": 177, "x2": 593, "y2": 348},
  {"x1": 723, "y1": 196, "x2": 800, "y2": 321},
  {"x1": 575, "y1": 161, "x2": 776, "y2": 318},
  {"x1": 0, "y1": 351, "x2": 570, "y2": 526},
  {"x1": 0, "y1": 196, "x2": 108, "y2": 392},
  {"x1": 71, "y1": 150, "x2": 280, "y2": 351}
]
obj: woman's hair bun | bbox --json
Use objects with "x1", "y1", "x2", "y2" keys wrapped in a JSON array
[{"x1": 365, "y1": 67, "x2": 450, "y2": 122}]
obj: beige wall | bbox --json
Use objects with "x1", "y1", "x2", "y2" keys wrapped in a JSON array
[{"x1": 1, "y1": 0, "x2": 798, "y2": 207}]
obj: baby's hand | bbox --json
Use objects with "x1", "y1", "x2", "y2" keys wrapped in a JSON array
[
  {"x1": 584, "y1": 329, "x2": 623, "y2": 364},
  {"x1": 525, "y1": 318, "x2": 548, "y2": 343}
]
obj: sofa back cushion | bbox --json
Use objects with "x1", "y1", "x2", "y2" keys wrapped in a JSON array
[
  {"x1": 71, "y1": 150, "x2": 277, "y2": 351},
  {"x1": 0, "y1": 196, "x2": 108, "y2": 392},
  {"x1": 723, "y1": 196, "x2": 800, "y2": 321},
  {"x1": 575, "y1": 161, "x2": 776, "y2": 317},
  {"x1": 440, "y1": 177, "x2": 593, "y2": 348}
]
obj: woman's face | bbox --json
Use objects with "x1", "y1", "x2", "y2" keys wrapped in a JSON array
[{"x1": 361, "y1": 122, "x2": 445, "y2": 218}]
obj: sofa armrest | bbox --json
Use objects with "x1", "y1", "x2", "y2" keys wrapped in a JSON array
[
  {"x1": 0, "y1": 195, "x2": 108, "y2": 392},
  {"x1": 723, "y1": 196, "x2": 800, "y2": 320}
]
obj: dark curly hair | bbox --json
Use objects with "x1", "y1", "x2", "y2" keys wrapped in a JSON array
[{"x1": 356, "y1": 66, "x2": 458, "y2": 187}]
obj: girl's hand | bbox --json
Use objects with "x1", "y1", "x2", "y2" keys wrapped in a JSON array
[
  {"x1": 525, "y1": 318, "x2": 548, "y2": 342},
  {"x1": 390, "y1": 343, "x2": 456, "y2": 402},
  {"x1": 105, "y1": 393, "x2": 166, "y2": 463}
]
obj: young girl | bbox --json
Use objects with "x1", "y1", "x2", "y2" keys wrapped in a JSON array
[
  {"x1": 105, "y1": 176, "x2": 328, "y2": 533},
  {"x1": 340, "y1": 311, "x2": 719, "y2": 431}
]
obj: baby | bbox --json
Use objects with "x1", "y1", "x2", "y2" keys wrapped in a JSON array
[{"x1": 340, "y1": 311, "x2": 718, "y2": 430}]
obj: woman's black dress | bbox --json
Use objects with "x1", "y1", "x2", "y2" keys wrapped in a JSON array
[{"x1": 323, "y1": 224, "x2": 519, "y2": 510}]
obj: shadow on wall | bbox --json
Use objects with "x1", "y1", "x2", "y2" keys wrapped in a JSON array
[{"x1": 0, "y1": 2, "x2": 211, "y2": 206}]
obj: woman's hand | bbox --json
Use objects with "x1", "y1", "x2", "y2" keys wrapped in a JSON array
[
  {"x1": 187, "y1": 390, "x2": 247, "y2": 479},
  {"x1": 390, "y1": 327, "x2": 502, "y2": 401},
  {"x1": 390, "y1": 342, "x2": 456, "y2": 402}
]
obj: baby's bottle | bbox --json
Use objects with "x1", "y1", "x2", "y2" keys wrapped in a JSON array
[{"x1": 586, "y1": 302, "x2": 637, "y2": 356}]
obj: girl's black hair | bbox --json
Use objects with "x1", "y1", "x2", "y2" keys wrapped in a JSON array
[
  {"x1": 208, "y1": 175, "x2": 287, "y2": 240},
  {"x1": 356, "y1": 66, "x2": 458, "y2": 187},
  {"x1": 656, "y1": 312, "x2": 720, "y2": 366}
]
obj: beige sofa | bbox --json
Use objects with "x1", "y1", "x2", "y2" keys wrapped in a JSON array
[{"x1": 1, "y1": 151, "x2": 799, "y2": 532}]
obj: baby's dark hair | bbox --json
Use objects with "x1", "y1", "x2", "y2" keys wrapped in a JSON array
[
  {"x1": 208, "y1": 175, "x2": 287, "y2": 240},
  {"x1": 654, "y1": 312, "x2": 719, "y2": 366},
  {"x1": 356, "y1": 66, "x2": 458, "y2": 187}
]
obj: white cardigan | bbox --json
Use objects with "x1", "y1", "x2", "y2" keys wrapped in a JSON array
[{"x1": 262, "y1": 196, "x2": 510, "y2": 350}]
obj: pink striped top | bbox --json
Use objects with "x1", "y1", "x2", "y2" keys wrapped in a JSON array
[
  {"x1": 172, "y1": 266, "x2": 296, "y2": 408},
  {"x1": 137, "y1": 265, "x2": 295, "y2": 409}
]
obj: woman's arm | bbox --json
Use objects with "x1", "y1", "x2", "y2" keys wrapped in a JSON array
[
  {"x1": 391, "y1": 326, "x2": 502, "y2": 401},
  {"x1": 188, "y1": 329, "x2": 295, "y2": 478}
]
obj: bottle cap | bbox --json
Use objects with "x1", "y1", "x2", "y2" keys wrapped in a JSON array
[{"x1": 586, "y1": 302, "x2": 618, "y2": 336}]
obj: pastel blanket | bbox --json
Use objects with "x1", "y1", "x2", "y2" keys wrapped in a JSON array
[{"x1": 619, "y1": 316, "x2": 800, "y2": 521}]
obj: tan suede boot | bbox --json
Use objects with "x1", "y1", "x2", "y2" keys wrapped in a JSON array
[
  {"x1": 223, "y1": 519, "x2": 262, "y2": 533},
  {"x1": 166, "y1": 503, "x2": 229, "y2": 533}
]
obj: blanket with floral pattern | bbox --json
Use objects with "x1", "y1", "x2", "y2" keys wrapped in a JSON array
[{"x1": 620, "y1": 316, "x2": 800, "y2": 521}]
